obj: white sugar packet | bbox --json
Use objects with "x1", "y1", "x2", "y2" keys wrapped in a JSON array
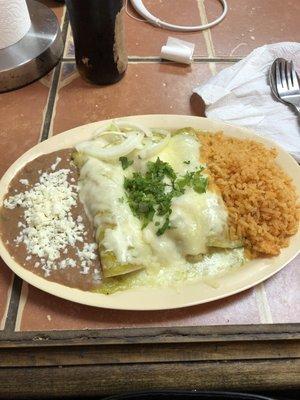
[{"x1": 193, "y1": 42, "x2": 300, "y2": 161}]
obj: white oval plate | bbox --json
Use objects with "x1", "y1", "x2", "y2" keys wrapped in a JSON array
[{"x1": 0, "y1": 115, "x2": 299, "y2": 310}]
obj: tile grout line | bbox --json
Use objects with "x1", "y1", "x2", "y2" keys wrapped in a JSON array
[
  {"x1": 3, "y1": 11, "x2": 70, "y2": 334},
  {"x1": 45, "y1": 63, "x2": 64, "y2": 139},
  {"x1": 197, "y1": 0, "x2": 217, "y2": 76},
  {"x1": 255, "y1": 284, "x2": 273, "y2": 324},
  {"x1": 60, "y1": 5, "x2": 66, "y2": 30},
  {"x1": 38, "y1": 63, "x2": 60, "y2": 142},
  {"x1": 0, "y1": 273, "x2": 14, "y2": 330},
  {"x1": 61, "y1": 57, "x2": 241, "y2": 63},
  {"x1": 3, "y1": 276, "x2": 23, "y2": 332},
  {"x1": 14, "y1": 283, "x2": 29, "y2": 332},
  {"x1": 57, "y1": 66, "x2": 79, "y2": 91},
  {"x1": 62, "y1": 21, "x2": 71, "y2": 59},
  {"x1": 197, "y1": 0, "x2": 216, "y2": 57}
]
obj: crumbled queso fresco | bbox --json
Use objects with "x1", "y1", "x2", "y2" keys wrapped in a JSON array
[{"x1": 3, "y1": 166, "x2": 97, "y2": 278}]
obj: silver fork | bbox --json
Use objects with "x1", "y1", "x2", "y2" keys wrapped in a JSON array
[{"x1": 274, "y1": 58, "x2": 300, "y2": 114}]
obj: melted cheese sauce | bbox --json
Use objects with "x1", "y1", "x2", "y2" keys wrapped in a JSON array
[
  {"x1": 78, "y1": 133, "x2": 236, "y2": 274},
  {"x1": 79, "y1": 158, "x2": 153, "y2": 266},
  {"x1": 98, "y1": 248, "x2": 245, "y2": 294}
]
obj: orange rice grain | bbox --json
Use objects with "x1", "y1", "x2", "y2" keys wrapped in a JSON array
[{"x1": 199, "y1": 132, "x2": 300, "y2": 258}]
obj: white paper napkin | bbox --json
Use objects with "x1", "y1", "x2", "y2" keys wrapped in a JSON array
[
  {"x1": 193, "y1": 42, "x2": 300, "y2": 161},
  {"x1": 161, "y1": 37, "x2": 195, "y2": 65}
]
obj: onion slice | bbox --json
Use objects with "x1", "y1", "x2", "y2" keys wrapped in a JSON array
[
  {"x1": 94, "y1": 130, "x2": 129, "y2": 146},
  {"x1": 138, "y1": 129, "x2": 171, "y2": 159},
  {"x1": 96, "y1": 130, "x2": 126, "y2": 137},
  {"x1": 115, "y1": 121, "x2": 153, "y2": 137},
  {"x1": 75, "y1": 133, "x2": 143, "y2": 161},
  {"x1": 92, "y1": 122, "x2": 121, "y2": 137}
]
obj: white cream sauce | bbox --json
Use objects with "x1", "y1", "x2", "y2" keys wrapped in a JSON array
[{"x1": 78, "y1": 133, "x2": 233, "y2": 271}]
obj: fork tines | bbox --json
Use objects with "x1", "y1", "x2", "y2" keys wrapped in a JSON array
[{"x1": 275, "y1": 58, "x2": 300, "y2": 95}]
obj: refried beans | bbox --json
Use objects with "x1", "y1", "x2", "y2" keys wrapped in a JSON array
[{"x1": 0, "y1": 149, "x2": 102, "y2": 291}]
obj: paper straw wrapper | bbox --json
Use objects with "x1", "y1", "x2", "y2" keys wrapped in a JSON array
[{"x1": 161, "y1": 37, "x2": 195, "y2": 64}]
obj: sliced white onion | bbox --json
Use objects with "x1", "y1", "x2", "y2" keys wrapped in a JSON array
[
  {"x1": 96, "y1": 130, "x2": 126, "y2": 137},
  {"x1": 115, "y1": 121, "x2": 153, "y2": 137},
  {"x1": 138, "y1": 130, "x2": 171, "y2": 159},
  {"x1": 95, "y1": 130, "x2": 144, "y2": 143},
  {"x1": 94, "y1": 130, "x2": 128, "y2": 145},
  {"x1": 75, "y1": 133, "x2": 143, "y2": 161},
  {"x1": 93, "y1": 122, "x2": 121, "y2": 137}
]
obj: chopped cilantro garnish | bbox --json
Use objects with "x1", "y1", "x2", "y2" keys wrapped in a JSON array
[
  {"x1": 147, "y1": 157, "x2": 176, "y2": 181},
  {"x1": 124, "y1": 158, "x2": 208, "y2": 236},
  {"x1": 119, "y1": 156, "x2": 133, "y2": 170},
  {"x1": 156, "y1": 217, "x2": 171, "y2": 236},
  {"x1": 183, "y1": 160, "x2": 190, "y2": 165},
  {"x1": 192, "y1": 172, "x2": 208, "y2": 194},
  {"x1": 174, "y1": 171, "x2": 194, "y2": 194}
]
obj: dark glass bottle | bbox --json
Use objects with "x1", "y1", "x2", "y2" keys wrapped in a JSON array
[{"x1": 65, "y1": 0, "x2": 127, "y2": 85}]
